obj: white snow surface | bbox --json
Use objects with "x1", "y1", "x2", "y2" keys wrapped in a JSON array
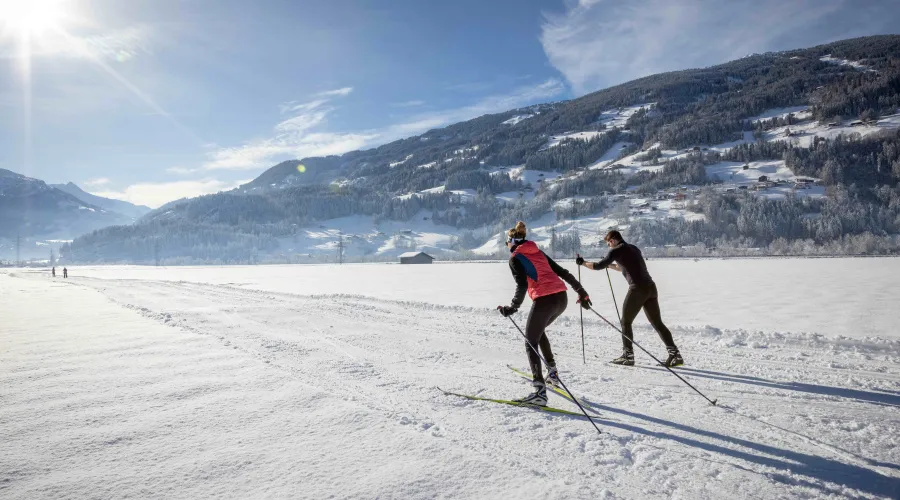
[
  {"x1": 597, "y1": 103, "x2": 656, "y2": 128},
  {"x1": 502, "y1": 114, "x2": 533, "y2": 126},
  {"x1": 2, "y1": 259, "x2": 899, "y2": 499},
  {"x1": 750, "y1": 106, "x2": 812, "y2": 123},
  {"x1": 587, "y1": 141, "x2": 633, "y2": 170},
  {"x1": 543, "y1": 131, "x2": 606, "y2": 149},
  {"x1": 820, "y1": 55, "x2": 873, "y2": 72}
]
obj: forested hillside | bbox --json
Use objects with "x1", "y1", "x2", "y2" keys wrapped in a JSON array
[{"x1": 64, "y1": 35, "x2": 900, "y2": 263}]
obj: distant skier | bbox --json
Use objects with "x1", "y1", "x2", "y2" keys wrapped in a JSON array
[
  {"x1": 63, "y1": 267, "x2": 68, "y2": 279},
  {"x1": 498, "y1": 221, "x2": 592, "y2": 406},
  {"x1": 577, "y1": 230, "x2": 683, "y2": 367},
  {"x1": 52, "y1": 266, "x2": 56, "y2": 278}
]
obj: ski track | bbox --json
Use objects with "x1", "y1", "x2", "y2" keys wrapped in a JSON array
[{"x1": 2, "y1": 272, "x2": 899, "y2": 499}]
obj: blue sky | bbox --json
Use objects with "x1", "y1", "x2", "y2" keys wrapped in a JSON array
[{"x1": 0, "y1": 0, "x2": 897, "y2": 207}]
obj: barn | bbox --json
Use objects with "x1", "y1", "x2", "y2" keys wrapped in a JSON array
[{"x1": 399, "y1": 251, "x2": 435, "y2": 264}]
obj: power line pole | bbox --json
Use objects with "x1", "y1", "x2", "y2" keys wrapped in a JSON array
[
  {"x1": 16, "y1": 231, "x2": 20, "y2": 267},
  {"x1": 338, "y1": 230, "x2": 344, "y2": 265}
]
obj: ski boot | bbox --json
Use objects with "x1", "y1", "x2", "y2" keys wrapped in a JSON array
[
  {"x1": 513, "y1": 386, "x2": 548, "y2": 406},
  {"x1": 611, "y1": 349, "x2": 635, "y2": 366},
  {"x1": 546, "y1": 366, "x2": 561, "y2": 389},
  {"x1": 664, "y1": 348, "x2": 684, "y2": 367}
]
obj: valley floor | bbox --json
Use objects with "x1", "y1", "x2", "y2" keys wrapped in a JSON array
[{"x1": 1, "y1": 264, "x2": 899, "y2": 499}]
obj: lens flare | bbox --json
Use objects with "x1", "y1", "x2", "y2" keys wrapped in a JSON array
[{"x1": 297, "y1": 164, "x2": 306, "y2": 173}]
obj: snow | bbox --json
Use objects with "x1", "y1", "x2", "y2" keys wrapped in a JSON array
[
  {"x1": 502, "y1": 114, "x2": 533, "y2": 126},
  {"x1": 705, "y1": 160, "x2": 795, "y2": 184},
  {"x1": 389, "y1": 154, "x2": 414, "y2": 168},
  {"x1": 2, "y1": 259, "x2": 899, "y2": 498},
  {"x1": 749, "y1": 106, "x2": 812, "y2": 123},
  {"x1": 397, "y1": 186, "x2": 476, "y2": 204},
  {"x1": 587, "y1": 141, "x2": 633, "y2": 170},
  {"x1": 495, "y1": 190, "x2": 534, "y2": 204},
  {"x1": 508, "y1": 166, "x2": 562, "y2": 187},
  {"x1": 543, "y1": 130, "x2": 606, "y2": 149},
  {"x1": 708, "y1": 131, "x2": 757, "y2": 152},
  {"x1": 820, "y1": 55, "x2": 873, "y2": 72},
  {"x1": 762, "y1": 114, "x2": 900, "y2": 148},
  {"x1": 597, "y1": 103, "x2": 656, "y2": 129}
]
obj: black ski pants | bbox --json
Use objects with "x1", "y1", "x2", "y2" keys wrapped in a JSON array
[
  {"x1": 525, "y1": 291, "x2": 568, "y2": 386},
  {"x1": 620, "y1": 282, "x2": 676, "y2": 351}
]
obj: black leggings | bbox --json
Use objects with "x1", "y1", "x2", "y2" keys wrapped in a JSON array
[
  {"x1": 620, "y1": 282, "x2": 676, "y2": 351},
  {"x1": 525, "y1": 291, "x2": 568, "y2": 385}
]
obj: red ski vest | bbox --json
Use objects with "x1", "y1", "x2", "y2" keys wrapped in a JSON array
[{"x1": 511, "y1": 241, "x2": 567, "y2": 300}]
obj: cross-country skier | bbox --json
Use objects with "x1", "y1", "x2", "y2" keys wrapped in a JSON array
[
  {"x1": 63, "y1": 267, "x2": 68, "y2": 279},
  {"x1": 51, "y1": 266, "x2": 56, "y2": 278},
  {"x1": 576, "y1": 230, "x2": 683, "y2": 367},
  {"x1": 498, "y1": 221, "x2": 592, "y2": 406}
]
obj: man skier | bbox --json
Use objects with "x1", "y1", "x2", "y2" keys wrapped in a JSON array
[
  {"x1": 52, "y1": 266, "x2": 56, "y2": 278},
  {"x1": 576, "y1": 230, "x2": 683, "y2": 367},
  {"x1": 63, "y1": 267, "x2": 68, "y2": 279},
  {"x1": 498, "y1": 221, "x2": 592, "y2": 406}
]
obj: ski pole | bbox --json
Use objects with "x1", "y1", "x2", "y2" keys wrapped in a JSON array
[
  {"x1": 606, "y1": 269, "x2": 621, "y2": 324},
  {"x1": 586, "y1": 307, "x2": 718, "y2": 406},
  {"x1": 577, "y1": 254, "x2": 585, "y2": 364},
  {"x1": 505, "y1": 316, "x2": 603, "y2": 434}
]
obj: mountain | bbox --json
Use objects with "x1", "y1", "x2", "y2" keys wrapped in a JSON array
[
  {"x1": 63, "y1": 35, "x2": 900, "y2": 264},
  {"x1": 50, "y1": 182, "x2": 151, "y2": 220},
  {"x1": 0, "y1": 169, "x2": 134, "y2": 261}
]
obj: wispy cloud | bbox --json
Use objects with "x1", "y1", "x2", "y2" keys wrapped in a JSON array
[
  {"x1": 316, "y1": 87, "x2": 354, "y2": 97},
  {"x1": 83, "y1": 177, "x2": 110, "y2": 187},
  {"x1": 392, "y1": 100, "x2": 426, "y2": 107},
  {"x1": 540, "y1": 0, "x2": 893, "y2": 95},
  {"x1": 91, "y1": 178, "x2": 250, "y2": 209},
  {"x1": 165, "y1": 167, "x2": 199, "y2": 176},
  {"x1": 205, "y1": 79, "x2": 565, "y2": 171},
  {"x1": 0, "y1": 25, "x2": 154, "y2": 62}
]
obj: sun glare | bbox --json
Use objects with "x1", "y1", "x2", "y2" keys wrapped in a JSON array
[{"x1": 0, "y1": 0, "x2": 68, "y2": 38}]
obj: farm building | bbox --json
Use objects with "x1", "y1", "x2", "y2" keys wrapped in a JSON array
[{"x1": 399, "y1": 252, "x2": 435, "y2": 264}]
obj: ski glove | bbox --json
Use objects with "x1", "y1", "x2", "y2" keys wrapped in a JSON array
[
  {"x1": 576, "y1": 289, "x2": 592, "y2": 309},
  {"x1": 575, "y1": 255, "x2": 585, "y2": 266},
  {"x1": 497, "y1": 305, "x2": 518, "y2": 317}
]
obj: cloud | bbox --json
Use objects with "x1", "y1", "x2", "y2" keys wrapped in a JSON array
[
  {"x1": 0, "y1": 25, "x2": 154, "y2": 62},
  {"x1": 83, "y1": 177, "x2": 110, "y2": 187},
  {"x1": 165, "y1": 167, "x2": 199, "y2": 175},
  {"x1": 540, "y1": 0, "x2": 895, "y2": 95},
  {"x1": 278, "y1": 99, "x2": 328, "y2": 114},
  {"x1": 91, "y1": 178, "x2": 250, "y2": 209},
  {"x1": 316, "y1": 87, "x2": 354, "y2": 97},
  {"x1": 205, "y1": 79, "x2": 565, "y2": 171},
  {"x1": 392, "y1": 100, "x2": 426, "y2": 107}
]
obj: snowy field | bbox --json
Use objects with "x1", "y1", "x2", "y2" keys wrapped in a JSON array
[{"x1": 2, "y1": 259, "x2": 899, "y2": 499}]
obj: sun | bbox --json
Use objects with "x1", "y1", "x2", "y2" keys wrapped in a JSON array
[{"x1": 0, "y1": 0, "x2": 69, "y2": 39}]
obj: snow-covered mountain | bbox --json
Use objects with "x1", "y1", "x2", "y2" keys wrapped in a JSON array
[
  {"x1": 50, "y1": 182, "x2": 151, "y2": 220},
  {"x1": 0, "y1": 169, "x2": 140, "y2": 261},
  {"x1": 62, "y1": 35, "x2": 900, "y2": 264}
]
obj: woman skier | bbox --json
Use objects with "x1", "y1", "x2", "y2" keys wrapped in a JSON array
[
  {"x1": 576, "y1": 230, "x2": 683, "y2": 367},
  {"x1": 497, "y1": 221, "x2": 592, "y2": 406}
]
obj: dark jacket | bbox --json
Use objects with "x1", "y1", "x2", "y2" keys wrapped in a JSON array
[
  {"x1": 594, "y1": 242, "x2": 653, "y2": 287},
  {"x1": 509, "y1": 240, "x2": 586, "y2": 309}
]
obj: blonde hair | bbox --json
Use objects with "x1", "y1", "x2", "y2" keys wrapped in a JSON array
[{"x1": 507, "y1": 221, "x2": 527, "y2": 240}]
